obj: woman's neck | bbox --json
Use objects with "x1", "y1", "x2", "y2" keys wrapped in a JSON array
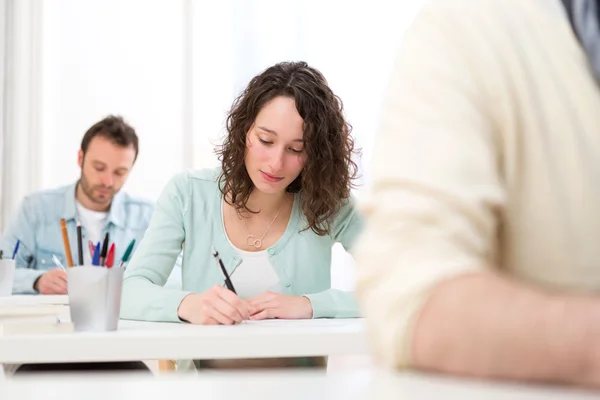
[{"x1": 244, "y1": 189, "x2": 290, "y2": 218}]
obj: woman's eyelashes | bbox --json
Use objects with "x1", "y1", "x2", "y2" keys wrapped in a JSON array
[{"x1": 258, "y1": 137, "x2": 303, "y2": 154}]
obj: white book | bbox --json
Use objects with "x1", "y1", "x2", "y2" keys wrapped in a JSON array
[
  {"x1": 0, "y1": 304, "x2": 69, "y2": 318},
  {"x1": 0, "y1": 315, "x2": 62, "y2": 324},
  {"x1": 0, "y1": 320, "x2": 74, "y2": 336},
  {"x1": 0, "y1": 295, "x2": 68, "y2": 307}
]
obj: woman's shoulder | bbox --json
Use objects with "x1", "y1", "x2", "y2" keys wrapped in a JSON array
[
  {"x1": 297, "y1": 192, "x2": 361, "y2": 224},
  {"x1": 186, "y1": 167, "x2": 222, "y2": 183},
  {"x1": 293, "y1": 193, "x2": 362, "y2": 240},
  {"x1": 161, "y1": 167, "x2": 222, "y2": 204},
  {"x1": 160, "y1": 168, "x2": 222, "y2": 217},
  {"x1": 168, "y1": 167, "x2": 221, "y2": 190}
]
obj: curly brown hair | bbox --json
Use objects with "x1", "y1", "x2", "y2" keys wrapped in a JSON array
[{"x1": 216, "y1": 61, "x2": 359, "y2": 236}]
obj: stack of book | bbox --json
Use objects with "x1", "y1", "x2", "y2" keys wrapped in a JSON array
[{"x1": 0, "y1": 295, "x2": 73, "y2": 336}]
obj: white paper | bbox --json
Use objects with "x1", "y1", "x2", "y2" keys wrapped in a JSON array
[{"x1": 241, "y1": 319, "x2": 347, "y2": 328}]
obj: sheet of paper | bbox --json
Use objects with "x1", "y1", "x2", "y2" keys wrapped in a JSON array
[{"x1": 241, "y1": 319, "x2": 347, "y2": 328}]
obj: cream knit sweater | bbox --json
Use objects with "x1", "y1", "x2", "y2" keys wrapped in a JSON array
[{"x1": 355, "y1": 0, "x2": 600, "y2": 367}]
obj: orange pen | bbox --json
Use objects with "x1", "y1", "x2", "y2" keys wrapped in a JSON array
[{"x1": 59, "y1": 219, "x2": 74, "y2": 267}]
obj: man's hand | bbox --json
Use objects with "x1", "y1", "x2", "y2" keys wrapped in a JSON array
[
  {"x1": 248, "y1": 292, "x2": 313, "y2": 320},
  {"x1": 34, "y1": 269, "x2": 67, "y2": 294}
]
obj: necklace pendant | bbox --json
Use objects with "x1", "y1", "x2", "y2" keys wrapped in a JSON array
[
  {"x1": 241, "y1": 202, "x2": 284, "y2": 250},
  {"x1": 246, "y1": 235, "x2": 262, "y2": 249}
]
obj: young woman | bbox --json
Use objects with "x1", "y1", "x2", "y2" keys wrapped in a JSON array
[{"x1": 121, "y1": 62, "x2": 363, "y2": 364}]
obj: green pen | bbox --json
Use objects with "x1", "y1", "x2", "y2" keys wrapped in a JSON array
[{"x1": 119, "y1": 239, "x2": 136, "y2": 268}]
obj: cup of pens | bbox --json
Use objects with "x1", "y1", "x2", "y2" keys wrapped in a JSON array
[
  {"x1": 59, "y1": 219, "x2": 136, "y2": 332},
  {"x1": 67, "y1": 266, "x2": 124, "y2": 332}
]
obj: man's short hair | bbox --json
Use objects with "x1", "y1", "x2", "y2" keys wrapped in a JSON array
[{"x1": 80, "y1": 115, "x2": 139, "y2": 160}]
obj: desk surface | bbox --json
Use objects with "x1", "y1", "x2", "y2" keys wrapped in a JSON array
[
  {"x1": 3, "y1": 371, "x2": 598, "y2": 400},
  {"x1": 0, "y1": 318, "x2": 368, "y2": 364}
]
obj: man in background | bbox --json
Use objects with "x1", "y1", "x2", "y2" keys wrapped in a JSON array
[
  {"x1": 0, "y1": 115, "x2": 153, "y2": 294},
  {"x1": 357, "y1": 0, "x2": 600, "y2": 388}
]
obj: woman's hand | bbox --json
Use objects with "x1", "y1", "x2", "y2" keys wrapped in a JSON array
[
  {"x1": 177, "y1": 285, "x2": 251, "y2": 325},
  {"x1": 248, "y1": 291, "x2": 313, "y2": 320}
]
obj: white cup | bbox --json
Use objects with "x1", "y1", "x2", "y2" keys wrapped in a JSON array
[
  {"x1": 67, "y1": 266, "x2": 124, "y2": 332},
  {"x1": 0, "y1": 259, "x2": 16, "y2": 296}
]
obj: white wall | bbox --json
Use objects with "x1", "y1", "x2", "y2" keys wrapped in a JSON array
[
  {"x1": 41, "y1": 0, "x2": 186, "y2": 200},
  {"x1": 40, "y1": 0, "x2": 424, "y2": 199}
]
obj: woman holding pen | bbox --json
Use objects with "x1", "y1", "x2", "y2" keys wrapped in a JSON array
[{"x1": 120, "y1": 61, "x2": 364, "y2": 368}]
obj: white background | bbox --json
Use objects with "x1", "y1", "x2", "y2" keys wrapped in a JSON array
[{"x1": 3, "y1": 0, "x2": 426, "y2": 288}]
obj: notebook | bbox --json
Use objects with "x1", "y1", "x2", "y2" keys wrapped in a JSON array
[
  {"x1": 0, "y1": 319, "x2": 74, "y2": 336},
  {"x1": 0, "y1": 311, "x2": 73, "y2": 336},
  {"x1": 0, "y1": 295, "x2": 72, "y2": 336}
]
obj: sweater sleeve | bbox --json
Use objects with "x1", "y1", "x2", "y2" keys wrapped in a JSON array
[
  {"x1": 355, "y1": 0, "x2": 506, "y2": 368},
  {"x1": 120, "y1": 173, "x2": 193, "y2": 322}
]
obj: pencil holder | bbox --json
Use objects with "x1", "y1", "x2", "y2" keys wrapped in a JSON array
[
  {"x1": 0, "y1": 259, "x2": 15, "y2": 296},
  {"x1": 67, "y1": 266, "x2": 124, "y2": 332}
]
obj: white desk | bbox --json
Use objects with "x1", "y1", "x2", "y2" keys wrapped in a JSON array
[
  {"x1": 0, "y1": 318, "x2": 368, "y2": 364},
  {"x1": 3, "y1": 371, "x2": 598, "y2": 400}
]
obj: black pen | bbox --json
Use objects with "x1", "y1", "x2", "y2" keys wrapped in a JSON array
[
  {"x1": 99, "y1": 232, "x2": 109, "y2": 266},
  {"x1": 211, "y1": 246, "x2": 236, "y2": 294},
  {"x1": 76, "y1": 221, "x2": 84, "y2": 266}
]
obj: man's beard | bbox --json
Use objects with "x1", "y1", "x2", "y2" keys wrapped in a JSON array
[{"x1": 79, "y1": 173, "x2": 117, "y2": 205}]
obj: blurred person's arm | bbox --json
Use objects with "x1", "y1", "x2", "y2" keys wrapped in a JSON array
[
  {"x1": 412, "y1": 273, "x2": 600, "y2": 386},
  {"x1": 356, "y1": 0, "x2": 600, "y2": 387}
]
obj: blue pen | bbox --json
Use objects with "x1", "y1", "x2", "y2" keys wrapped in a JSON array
[
  {"x1": 11, "y1": 240, "x2": 20, "y2": 260},
  {"x1": 92, "y1": 242, "x2": 101, "y2": 266}
]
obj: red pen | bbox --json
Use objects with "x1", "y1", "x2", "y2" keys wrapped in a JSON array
[
  {"x1": 106, "y1": 243, "x2": 115, "y2": 268},
  {"x1": 88, "y1": 240, "x2": 95, "y2": 259}
]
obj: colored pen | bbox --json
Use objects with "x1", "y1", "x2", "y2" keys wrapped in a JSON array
[
  {"x1": 76, "y1": 221, "x2": 84, "y2": 266},
  {"x1": 92, "y1": 242, "x2": 101, "y2": 266},
  {"x1": 88, "y1": 240, "x2": 95, "y2": 259},
  {"x1": 51, "y1": 255, "x2": 67, "y2": 272},
  {"x1": 59, "y1": 219, "x2": 73, "y2": 267},
  {"x1": 99, "y1": 233, "x2": 109, "y2": 266},
  {"x1": 119, "y1": 239, "x2": 136, "y2": 268},
  {"x1": 211, "y1": 246, "x2": 236, "y2": 294},
  {"x1": 11, "y1": 240, "x2": 20, "y2": 260},
  {"x1": 106, "y1": 243, "x2": 115, "y2": 268}
]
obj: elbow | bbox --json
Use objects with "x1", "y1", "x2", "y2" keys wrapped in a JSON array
[
  {"x1": 356, "y1": 263, "x2": 428, "y2": 370},
  {"x1": 356, "y1": 249, "x2": 486, "y2": 371}
]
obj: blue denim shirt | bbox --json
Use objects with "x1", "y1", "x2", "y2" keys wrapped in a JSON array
[{"x1": 0, "y1": 182, "x2": 155, "y2": 294}]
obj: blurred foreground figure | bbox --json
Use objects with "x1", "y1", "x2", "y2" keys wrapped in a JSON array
[{"x1": 356, "y1": 0, "x2": 600, "y2": 388}]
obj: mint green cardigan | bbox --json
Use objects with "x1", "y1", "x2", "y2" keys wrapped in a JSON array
[{"x1": 120, "y1": 168, "x2": 364, "y2": 322}]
